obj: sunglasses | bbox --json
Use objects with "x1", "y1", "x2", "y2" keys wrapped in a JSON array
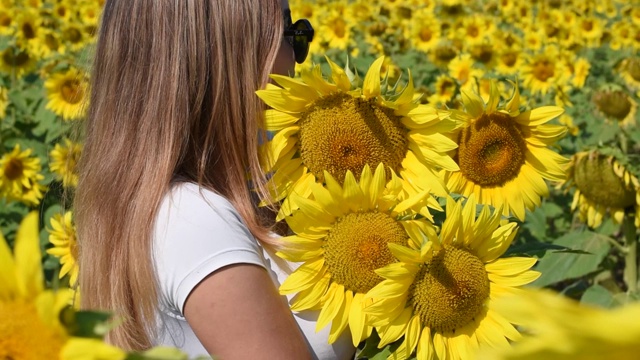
[{"x1": 283, "y1": 18, "x2": 314, "y2": 64}]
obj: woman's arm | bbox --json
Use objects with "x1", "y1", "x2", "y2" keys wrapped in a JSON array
[{"x1": 184, "y1": 263, "x2": 313, "y2": 360}]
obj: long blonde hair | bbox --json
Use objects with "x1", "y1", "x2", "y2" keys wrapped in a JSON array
[{"x1": 75, "y1": 0, "x2": 284, "y2": 350}]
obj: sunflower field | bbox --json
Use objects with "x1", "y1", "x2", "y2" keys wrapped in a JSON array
[{"x1": 2, "y1": 0, "x2": 640, "y2": 359}]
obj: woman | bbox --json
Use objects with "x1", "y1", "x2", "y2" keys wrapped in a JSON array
[{"x1": 74, "y1": 1, "x2": 355, "y2": 359}]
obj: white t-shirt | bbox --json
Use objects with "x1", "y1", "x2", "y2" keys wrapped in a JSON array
[{"x1": 152, "y1": 182, "x2": 356, "y2": 359}]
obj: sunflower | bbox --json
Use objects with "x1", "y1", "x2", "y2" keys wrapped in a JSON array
[
  {"x1": 618, "y1": 56, "x2": 640, "y2": 91},
  {"x1": 45, "y1": 67, "x2": 89, "y2": 120},
  {"x1": 592, "y1": 88, "x2": 638, "y2": 128},
  {"x1": 0, "y1": 144, "x2": 46, "y2": 206},
  {"x1": 428, "y1": 74, "x2": 457, "y2": 106},
  {"x1": 46, "y1": 211, "x2": 79, "y2": 286},
  {"x1": 441, "y1": 80, "x2": 569, "y2": 221},
  {"x1": 575, "y1": 15, "x2": 605, "y2": 48},
  {"x1": 49, "y1": 139, "x2": 82, "y2": 187},
  {"x1": 448, "y1": 53, "x2": 485, "y2": 93},
  {"x1": 564, "y1": 151, "x2": 640, "y2": 228},
  {"x1": 0, "y1": 7, "x2": 14, "y2": 36},
  {"x1": 0, "y1": 212, "x2": 126, "y2": 360},
  {"x1": 319, "y1": 8, "x2": 353, "y2": 50},
  {"x1": 410, "y1": 11, "x2": 441, "y2": 54},
  {"x1": 495, "y1": 50, "x2": 526, "y2": 76},
  {"x1": 570, "y1": 57, "x2": 591, "y2": 88},
  {"x1": 480, "y1": 289, "x2": 640, "y2": 360},
  {"x1": 257, "y1": 56, "x2": 459, "y2": 220},
  {"x1": 0, "y1": 46, "x2": 37, "y2": 78},
  {"x1": 520, "y1": 46, "x2": 568, "y2": 95},
  {"x1": 363, "y1": 195, "x2": 540, "y2": 360},
  {"x1": 278, "y1": 164, "x2": 437, "y2": 346},
  {"x1": 13, "y1": 9, "x2": 46, "y2": 57}
]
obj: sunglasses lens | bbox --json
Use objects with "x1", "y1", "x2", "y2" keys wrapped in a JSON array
[{"x1": 293, "y1": 20, "x2": 311, "y2": 64}]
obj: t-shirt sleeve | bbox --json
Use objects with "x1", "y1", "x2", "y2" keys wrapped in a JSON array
[{"x1": 153, "y1": 183, "x2": 267, "y2": 317}]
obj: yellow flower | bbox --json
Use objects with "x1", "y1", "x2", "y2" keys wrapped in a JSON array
[
  {"x1": 570, "y1": 57, "x2": 591, "y2": 88},
  {"x1": 257, "y1": 56, "x2": 458, "y2": 220},
  {"x1": 427, "y1": 74, "x2": 457, "y2": 106},
  {"x1": 0, "y1": 7, "x2": 14, "y2": 36},
  {"x1": 448, "y1": 53, "x2": 485, "y2": 93},
  {"x1": 618, "y1": 56, "x2": 640, "y2": 91},
  {"x1": 480, "y1": 289, "x2": 640, "y2": 360},
  {"x1": 558, "y1": 114, "x2": 579, "y2": 136},
  {"x1": 575, "y1": 15, "x2": 605, "y2": 48},
  {"x1": 0, "y1": 46, "x2": 37, "y2": 78},
  {"x1": 47, "y1": 211, "x2": 79, "y2": 286},
  {"x1": 0, "y1": 144, "x2": 46, "y2": 206},
  {"x1": 364, "y1": 196, "x2": 539, "y2": 360},
  {"x1": 592, "y1": 88, "x2": 638, "y2": 129},
  {"x1": 278, "y1": 164, "x2": 437, "y2": 346},
  {"x1": 520, "y1": 46, "x2": 568, "y2": 96},
  {"x1": 441, "y1": 80, "x2": 569, "y2": 221},
  {"x1": 318, "y1": 7, "x2": 353, "y2": 50},
  {"x1": 0, "y1": 212, "x2": 126, "y2": 360},
  {"x1": 13, "y1": 9, "x2": 46, "y2": 58},
  {"x1": 564, "y1": 151, "x2": 640, "y2": 228},
  {"x1": 495, "y1": 50, "x2": 526, "y2": 76},
  {"x1": 49, "y1": 139, "x2": 82, "y2": 187},
  {"x1": 45, "y1": 67, "x2": 89, "y2": 121},
  {"x1": 409, "y1": 10, "x2": 441, "y2": 54}
]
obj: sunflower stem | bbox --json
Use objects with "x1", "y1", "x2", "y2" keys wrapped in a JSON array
[{"x1": 622, "y1": 214, "x2": 638, "y2": 294}]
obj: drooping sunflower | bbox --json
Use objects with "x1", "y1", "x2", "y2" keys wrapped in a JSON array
[
  {"x1": 617, "y1": 56, "x2": 640, "y2": 91},
  {"x1": 49, "y1": 138, "x2": 82, "y2": 187},
  {"x1": 278, "y1": 164, "x2": 437, "y2": 346},
  {"x1": 46, "y1": 211, "x2": 79, "y2": 286},
  {"x1": 0, "y1": 212, "x2": 126, "y2": 360},
  {"x1": 0, "y1": 144, "x2": 46, "y2": 206},
  {"x1": 0, "y1": 46, "x2": 37, "y2": 77},
  {"x1": 363, "y1": 196, "x2": 539, "y2": 360},
  {"x1": 592, "y1": 88, "x2": 638, "y2": 129},
  {"x1": 441, "y1": 80, "x2": 569, "y2": 221},
  {"x1": 45, "y1": 67, "x2": 89, "y2": 121},
  {"x1": 257, "y1": 56, "x2": 459, "y2": 220},
  {"x1": 564, "y1": 151, "x2": 640, "y2": 228}
]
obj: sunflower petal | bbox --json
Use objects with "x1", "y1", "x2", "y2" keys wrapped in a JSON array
[
  {"x1": 14, "y1": 211, "x2": 43, "y2": 298},
  {"x1": 363, "y1": 56, "x2": 385, "y2": 98}
]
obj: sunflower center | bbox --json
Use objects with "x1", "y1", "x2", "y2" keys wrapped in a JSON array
[
  {"x1": 592, "y1": 90, "x2": 632, "y2": 120},
  {"x1": 0, "y1": 300, "x2": 66, "y2": 360},
  {"x1": 331, "y1": 18, "x2": 346, "y2": 38},
  {"x1": 298, "y1": 93, "x2": 408, "y2": 183},
  {"x1": 61, "y1": 80, "x2": 84, "y2": 104},
  {"x1": 2, "y1": 48, "x2": 30, "y2": 68},
  {"x1": 532, "y1": 59, "x2": 555, "y2": 81},
  {"x1": 456, "y1": 112, "x2": 527, "y2": 187},
  {"x1": 467, "y1": 25, "x2": 479, "y2": 38},
  {"x1": 22, "y1": 23, "x2": 35, "y2": 39},
  {"x1": 408, "y1": 246, "x2": 489, "y2": 333},
  {"x1": 419, "y1": 27, "x2": 433, "y2": 42},
  {"x1": 573, "y1": 154, "x2": 636, "y2": 209},
  {"x1": 501, "y1": 52, "x2": 518, "y2": 67},
  {"x1": 627, "y1": 58, "x2": 640, "y2": 81},
  {"x1": 323, "y1": 212, "x2": 407, "y2": 294},
  {"x1": 471, "y1": 44, "x2": 494, "y2": 64},
  {"x1": 434, "y1": 44, "x2": 458, "y2": 63},
  {"x1": 63, "y1": 27, "x2": 82, "y2": 44},
  {"x1": 4, "y1": 158, "x2": 25, "y2": 180}
]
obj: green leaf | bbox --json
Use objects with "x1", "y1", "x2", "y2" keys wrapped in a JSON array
[
  {"x1": 532, "y1": 231, "x2": 612, "y2": 287},
  {"x1": 356, "y1": 330, "x2": 402, "y2": 360},
  {"x1": 504, "y1": 242, "x2": 571, "y2": 258},
  {"x1": 581, "y1": 284, "x2": 614, "y2": 308},
  {"x1": 62, "y1": 308, "x2": 115, "y2": 339}
]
